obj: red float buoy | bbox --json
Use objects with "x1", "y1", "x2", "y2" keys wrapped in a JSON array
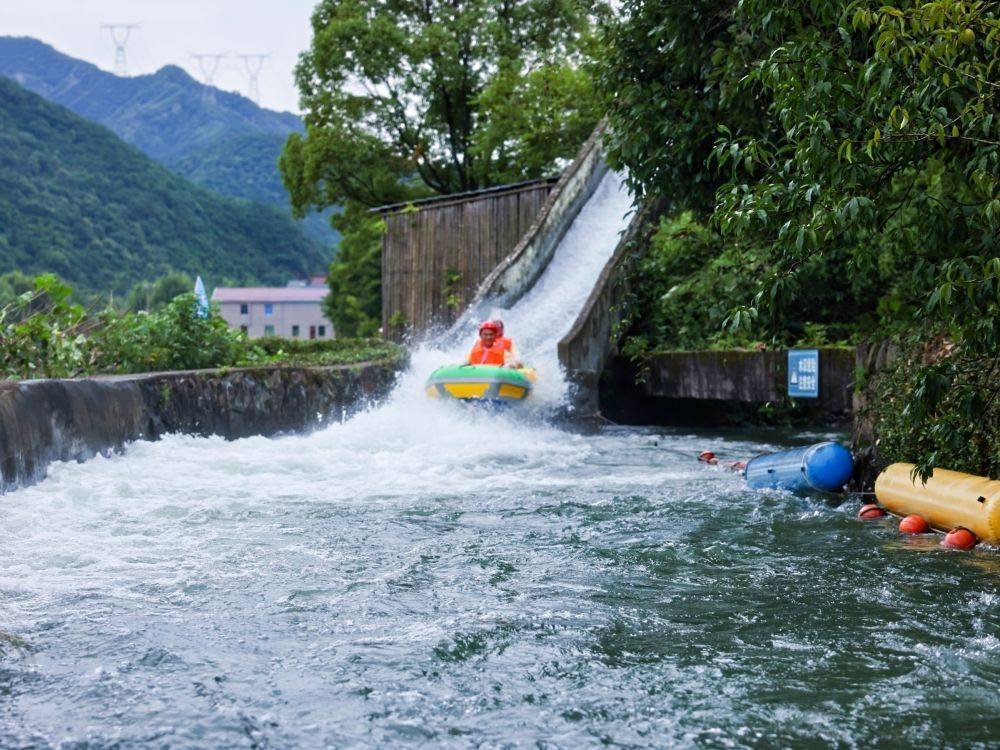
[
  {"x1": 899, "y1": 514, "x2": 930, "y2": 534},
  {"x1": 941, "y1": 527, "x2": 977, "y2": 550},
  {"x1": 858, "y1": 504, "x2": 886, "y2": 520}
]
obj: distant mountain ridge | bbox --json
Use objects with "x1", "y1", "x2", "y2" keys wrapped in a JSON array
[
  {"x1": 0, "y1": 37, "x2": 337, "y2": 246},
  {"x1": 0, "y1": 76, "x2": 327, "y2": 294}
]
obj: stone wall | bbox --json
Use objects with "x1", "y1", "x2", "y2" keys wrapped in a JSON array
[{"x1": 0, "y1": 361, "x2": 401, "y2": 493}]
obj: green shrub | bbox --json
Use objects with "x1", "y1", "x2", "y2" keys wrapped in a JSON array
[
  {"x1": 868, "y1": 337, "x2": 999, "y2": 480},
  {"x1": 622, "y1": 212, "x2": 874, "y2": 360},
  {"x1": 254, "y1": 336, "x2": 403, "y2": 367},
  {"x1": 1, "y1": 275, "x2": 402, "y2": 381},
  {"x1": 90, "y1": 293, "x2": 255, "y2": 374},
  {"x1": 0, "y1": 274, "x2": 91, "y2": 380}
]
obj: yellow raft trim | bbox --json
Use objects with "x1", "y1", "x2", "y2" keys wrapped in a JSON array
[
  {"x1": 444, "y1": 382, "x2": 492, "y2": 399},
  {"x1": 497, "y1": 383, "x2": 528, "y2": 399},
  {"x1": 875, "y1": 463, "x2": 1000, "y2": 544}
]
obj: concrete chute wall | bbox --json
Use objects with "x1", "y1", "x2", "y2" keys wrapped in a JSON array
[{"x1": 556, "y1": 199, "x2": 659, "y2": 415}]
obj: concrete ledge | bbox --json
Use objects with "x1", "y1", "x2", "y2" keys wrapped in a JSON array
[
  {"x1": 602, "y1": 348, "x2": 856, "y2": 425},
  {"x1": 0, "y1": 361, "x2": 402, "y2": 493},
  {"x1": 643, "y1": 348, "x2": 854, "y2": 409}
]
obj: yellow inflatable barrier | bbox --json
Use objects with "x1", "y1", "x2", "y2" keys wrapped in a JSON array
[{"x1": 875, "y1": 463, "x2": 1000, "y2": 544}]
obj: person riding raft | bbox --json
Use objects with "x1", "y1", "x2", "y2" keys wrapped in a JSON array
[
  {"x1": 468, "y1": 320, "x2": 519, "y2": 367},
  {"x1": 493, "y1": 319, "x2": 515, "y2": 354}
]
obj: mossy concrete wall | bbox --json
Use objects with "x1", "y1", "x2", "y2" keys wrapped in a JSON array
[{"x1": 0, "y1": 361, "x2": 401, "y2": 493}]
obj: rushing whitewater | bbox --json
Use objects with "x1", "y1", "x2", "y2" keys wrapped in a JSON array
[
  {"x1": 2, "y1": 167, "x2": 997, "y2": 748},
  {"x1": 412, "y1": 168, "x2": 633, "y2": 407}
]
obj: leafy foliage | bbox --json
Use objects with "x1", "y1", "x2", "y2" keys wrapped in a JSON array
[
  {"x1": 0, "y1": 274, "x2": 91, "y2": 379},
  {"x1": 322, "y1": 204, "x2": 386, "y2": 338},
  {"x1": 870, "y1": 333, "x2": 999, "y2": 480},
  {"x1": 0, "y1": 76, "x2": 328, "y2": 296},
  {"x1": 254, "y1": 336, "x2": 404, "y2": 367},
  {"x1": 124, "y1": 272, "x2": 195, "y2": 313},
  {"x1": 1, "y1": 276, "x2": 402, "y2": 381},
  {"x1": 90, "y1": 294, "x2": 251, "y2": 374},
  {"x1": 600, "y1": 0, "x2": 999, "y2": 476},
  {"x1": 282, "y1": 0, "x2": 607, "y2": 330},
  {"x1": 284, "y1": 0, "x2": 605, "y2": 206},
  {"x1": 623, "y1": 212, "x2": 884, "y2": 356}
]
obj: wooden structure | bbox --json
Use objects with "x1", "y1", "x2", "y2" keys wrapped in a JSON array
[{"x1": 379, "y1": 178, "x2": 557, "y2": 336}]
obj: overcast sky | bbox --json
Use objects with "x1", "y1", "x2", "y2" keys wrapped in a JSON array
[{"x1": 3, "y1": 0, "x2": 318, "y2": 113}]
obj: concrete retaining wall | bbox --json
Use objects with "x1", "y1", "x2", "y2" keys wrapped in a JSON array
[
  {"x1": 0, "y1": 361, "x2": 401, "y2": 493},
  {"x1": 603, "y1": 348, "x2": 856, "y2": 425}
]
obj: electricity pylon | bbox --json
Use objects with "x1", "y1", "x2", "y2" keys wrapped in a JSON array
[
  {"x1": 100, "y1": 23, "x2": 140, "y2": 76},
  {"x1": 237, "y1": 53, "x2": 270, "y2": 103},
  {"x1": 190, "y1": 53, "x2": 228, "y2": 86}
]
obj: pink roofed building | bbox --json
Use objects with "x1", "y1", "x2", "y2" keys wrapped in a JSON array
[{"x1": 211, "y1": 278, "x2": 333, "y2": 339}]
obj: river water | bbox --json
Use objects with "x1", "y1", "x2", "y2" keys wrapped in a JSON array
[{"x1": 2, "y1": 172, "x2": 998, "y2": 748}]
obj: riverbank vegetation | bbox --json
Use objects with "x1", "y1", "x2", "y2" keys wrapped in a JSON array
[
  {"x1": 282, "y1": 0, "x2": 608, "y2": 336},
  {"x1": 600, "y1": 1, "x2": 999, "y2": 477},
  {"x1": 0, "y1": 275, "x2": 402, "y2": 381}
]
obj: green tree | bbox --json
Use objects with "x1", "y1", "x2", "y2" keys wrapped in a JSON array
[
  {"x1": 322, "y1": 204, "x2": 385, "y2": 337},
  {"x1": 282, "y1": 0, "x2": 607, "y2": 333},
  {"x1": 596, "y1": 0, "x2": 772, "y2": 214},
  {"x1": 599, "y1": 0, "x2": 999, "y2": 477},
  {"x1": 124, "y1": 271, "x2": 195, "y2": 312}
]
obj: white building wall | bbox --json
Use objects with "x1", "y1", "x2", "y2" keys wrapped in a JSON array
[{"x1": 217, "y1": 301, "x2": 334, "y2": 339}]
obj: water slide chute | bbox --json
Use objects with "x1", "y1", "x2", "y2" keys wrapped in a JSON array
[
  {"x1": 425, "y1": 364, "x2": 536, "y2": 403},
  {"x1": 744, "y1": 441, "x2": 854, "y2": 493},
  {"x1": 875, "y1": 463, "x2": 1000, "y2": 544}
]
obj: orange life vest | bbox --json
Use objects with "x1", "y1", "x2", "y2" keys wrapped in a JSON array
[
  {"x1": 499, "y1": 336, "x2": 514, "y2": 352},
  {"x1": 468, "y1": 340, "x2": 507, "y2": 365}
]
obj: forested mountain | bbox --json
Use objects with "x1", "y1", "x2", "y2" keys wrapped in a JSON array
[
  {"x1": 0, "y1": 76, "x2": 327, "y2": 294},
  {"x1": 0, "y1": 37, "x2": 338, "y2": 246}
]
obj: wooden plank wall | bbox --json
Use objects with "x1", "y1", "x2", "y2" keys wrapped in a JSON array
[{"x1": 381, "y1": 181, "x2": 555, "y2": 336}]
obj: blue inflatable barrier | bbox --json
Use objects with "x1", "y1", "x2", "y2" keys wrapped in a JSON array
[{"x1": 744, "y1": 441, "x2": 854, "y2": 493}]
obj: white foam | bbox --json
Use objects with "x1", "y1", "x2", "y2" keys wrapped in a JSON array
[
  {"x1": 0, "y1": 170, "x2": 638, "y2": 594},
  {"x1": 411, "y1": 168, "x2": 632, "y2": 407}
]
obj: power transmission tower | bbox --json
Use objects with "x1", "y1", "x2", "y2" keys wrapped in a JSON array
[
  {"x1": 190, "y1": 53, "x2": 228, "y2": 86},
  {"x1": 100, "y1": 23, "x2": 140, "y2": 76},
  {"x1": 237, "y1": 53, "x2": 270, "y2": 103}
]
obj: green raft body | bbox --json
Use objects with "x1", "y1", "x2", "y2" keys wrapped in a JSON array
[{"x1": 425, "y1": 364, "x2": 535, "y2": 402}]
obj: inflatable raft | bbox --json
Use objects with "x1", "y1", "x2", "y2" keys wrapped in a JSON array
[
  {"x1": 875, "y1": 463, "x2": 1000, "y2": 545},
  {"x1": 425, "y1": 364, "x2": 535, "y2": 403},
  {"x1": 744, "y1": 441, "x2": 854, "y2": 493}
]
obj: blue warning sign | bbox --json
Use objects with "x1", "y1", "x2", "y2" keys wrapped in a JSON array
[{"x1": 788, "y1": 349, "x2": 819, "y2": 398}]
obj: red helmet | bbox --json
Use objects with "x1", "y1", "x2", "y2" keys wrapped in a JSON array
[
  {"x1": 479, "y1": 320, "x2": 500, "y2": 335},
  {"x1": 492, "y1": 318, "x2": 505, "y2": 335},
  {"x1": 698, "y1": 450, "x2": 716, "y2": 461}
]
